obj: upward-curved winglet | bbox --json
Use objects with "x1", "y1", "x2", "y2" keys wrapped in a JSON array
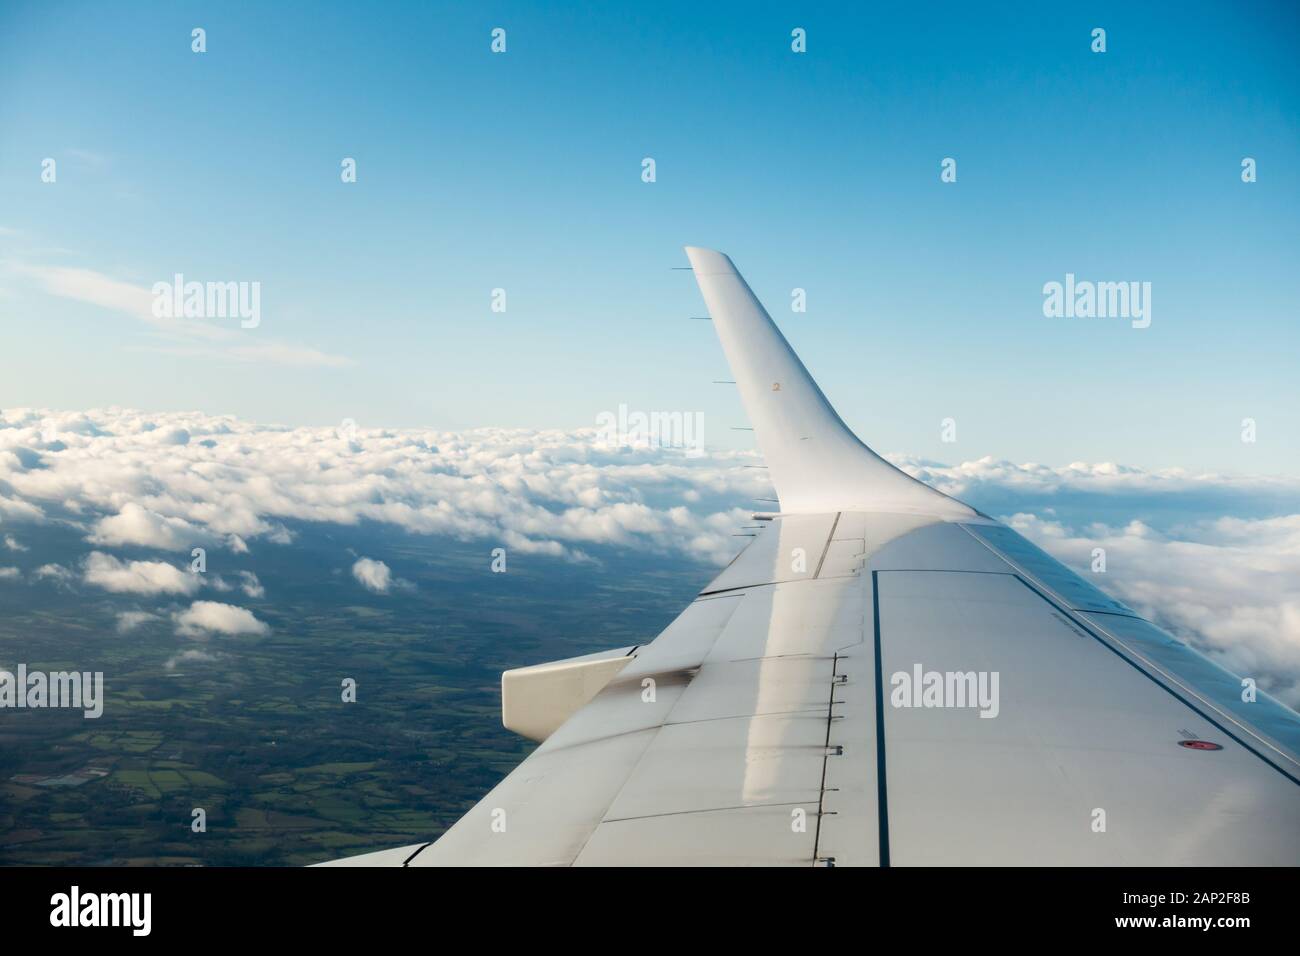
[{"x1": 686, "y1": 246, "x2": 973, "y2": 518}]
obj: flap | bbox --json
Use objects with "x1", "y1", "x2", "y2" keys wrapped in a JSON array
[{"x1": 502, "y1": 645, "x2": 638, "y2": 742}]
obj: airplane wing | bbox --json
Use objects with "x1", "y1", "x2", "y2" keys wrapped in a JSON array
[{"x1": 322, "y1": 247, "x2": 1300, "y2": 866}]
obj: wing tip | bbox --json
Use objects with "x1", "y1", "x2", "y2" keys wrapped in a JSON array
[
  {"x1": 684, "y1": 246, "x2": 738, "y2": 276},
  {"x1": 685, "y1": 241, "x2": 978, "y2": 519}
]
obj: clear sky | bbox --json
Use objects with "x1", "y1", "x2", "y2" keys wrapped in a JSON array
[{"x1": 1, "y1": 0, "x2": 1297, "y2": 473}]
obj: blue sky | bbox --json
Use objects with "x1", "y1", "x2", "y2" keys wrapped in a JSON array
[{"x1": 1, "y1": 0, "x2": 1297, "y2": 473}]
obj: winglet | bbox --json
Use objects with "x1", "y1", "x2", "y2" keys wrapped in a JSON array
[{"x1": 685, "y1": 246, "x2": 973, "y2": 518}]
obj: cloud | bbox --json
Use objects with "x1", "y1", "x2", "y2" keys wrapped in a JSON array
[
  {"x1": 33, "y1": 563, "x2": 74, "y2": 583},
  {"x1": 165, "y1": 648, "x2": 218, "y2": 671},
  {"x1": 17, "y1": 264, "x2": 154, "y2": 320},
  {"x1": 3, "y1": 534, "x2": 27, "y2": 551},
  {"x1": 64, "y1": 148, "x2": 109, "y2": 168},
  {"x1": 352, "y1": 557, "x2": 393, "y2": 593},
  {"x1": 173, "y1": 601, "x2": 269, "y2": 637},
  {"x1": 116, "y1": 610, "x2": 159, "y2": 633},
  {"x1": 88, "y1": 503, "x2": 205, "y2": 551},
  {"x1": 8, "y1": 262, "x2": 352, "y2": 368},
  {"x1": 83, "y1": 551, "x2": 199, "y2": 595},
  {"x1": 892, "y1": 454, "x2": 1300, "y2": 523},
  {"x1": 0, "y1": 566, "x2": 19, "y2": 580},
  {"x1": 0, "y1": 494, "x2": 43, "y2": 522},
  {"x1": 236, "y1": 570, "x2": 264, "y2": 599}
]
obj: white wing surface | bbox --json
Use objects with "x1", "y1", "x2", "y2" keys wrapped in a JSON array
[{"x1": 323, "y1": 248, "x2": 1300, "y2": 867}]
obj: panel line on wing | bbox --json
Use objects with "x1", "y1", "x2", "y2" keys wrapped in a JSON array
[
  {"x1": 601, "y1": 800, "x2": 813, "y2": 825},
  {"x1": 870, "y1": 571, "x2": 891, "y2": 867},
  {"x1": 400, "y1": 843, "x2": 431, "y2": 866},
  {"x1": 813, "y1": 512, "x2": 842, "y2": 578},
  {"x1": 661, "y1": 707, "x2": 829, "y2": 727}
]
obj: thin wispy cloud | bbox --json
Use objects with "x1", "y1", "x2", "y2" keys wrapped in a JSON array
[
  {"x1": 116, "y1": 610, "x2": 160, "y2": 633},
  {"x1": 7, "y1": 261, "x2": 352, "y2": 368},
  {"x1": 63, "y1": 147, "x2": 109, "y2": 168},
  {"x1": 164, "y1": 648, "x2": 219, "y2": 671}
]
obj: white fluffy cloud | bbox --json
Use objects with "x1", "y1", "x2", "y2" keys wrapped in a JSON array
[
  {"x1": 88, "y1": 502, "x2": 206, "y2": 551},
  {"x1": 173, "y1": 601, "x2": 269, "y2": 637},
  {"x1": 83, "y1": 551, "x2": 199, "y2": 595},
  {"x1": 352, "y1": 557, "x2": 392, "y2": 594}
]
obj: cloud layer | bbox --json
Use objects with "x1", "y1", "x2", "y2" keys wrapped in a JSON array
[
  {"x1": 0, "y1": 407, "x2": 761, "y2": 565},
  {"x1": 1, "y1": 406, "x2": 1298, "y2": 703}
]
